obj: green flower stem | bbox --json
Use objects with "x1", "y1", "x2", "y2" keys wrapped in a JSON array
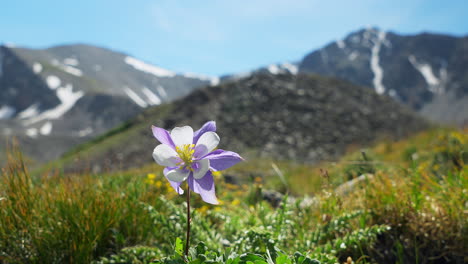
[{"x1": 185, "y1": 184, "x2": 191, "y2": 259}]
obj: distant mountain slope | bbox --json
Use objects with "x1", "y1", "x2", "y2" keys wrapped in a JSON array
[
  {"x1": 299, "y1": 28, "x2": 468, "y2": 125},
  {"x1": 59, "y1": 72, "x2": 428, "y2": 173},
  {"x1": 0, "y1": 44, "x2": 218, "y2": 162}
]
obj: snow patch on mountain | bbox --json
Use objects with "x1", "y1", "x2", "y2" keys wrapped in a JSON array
[
  {"x1": 47, "y1": 76, "x2": 61, "y2": 90},
  {"x1": 26, "y1": 128, "x2": 38, "y2": 138},
  {"x1": 63, "y1": 57, "x2": 79, "y2": 66},
  {"x1": 0, "y1": 105, "x2": 15, "y2": 119},
  {"x1": 281, "y1": 63, "x2": 298, "y2": 74},
  {"x1": 183, "y1": 72, "x2": 220, "y2": 86},
  {"x1": 18, "y1": 103, "x2": 40, "y2": 119},
  {"x1": 210, "y1": 78, "x2": 220, "y2": 86},
  {"x1": 124, "y1": 56, "x2": 176, "y2": 78},
  {"x1": 50, "y1": 59, "x2": 83, "y2": 76},
  {"x1": 142, "y1": 87, "x2": 162, "y2": 105},
  {"x1": 266, "y1": 63, "x2": 298, "y2": 75},
  {"x1": 408, "y1": 55, "x2": 444, "y2": 93},
  {"x1": 78, "y1": 127, "x2": 93, "y2": 137},
  {"x1": 268, "y1": 64, "x2": 280, "y2": 74},
  {"x1": 40, "y1": 121, "x2": 52, "y2": 135},
  {"x1": 33, "y1": 62, "x2": 43, "y2": 73},
  {"x1": 62, "y1": 65, "x2": 83, "y2": 76},
  {"x1": 370, "y1": 31, "x2": 386, "y2": 94},
  {"x1": 24, "y1": 84, "x2": 84, "y2": 124},
  {"x1": 336, "y1": 39, "x2": 346, "y2": 49},
  {"x1": 156, "y1": 85, "x2": 168, "y2": 99},
  {"x1": 124, "y1": 87, "x2": 148, "y2": 108}
]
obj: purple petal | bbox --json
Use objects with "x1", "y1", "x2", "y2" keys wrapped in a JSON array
[
  {"x1": 152, "y1": 126, "x2": 175, "y2": 149},
  {"x1": 193, "y1": 121, "x2": 216, "y2": 144},
  {"x1": 187, "y1": 172, "x2": 219, "y2": 204},
  {"x1": 202, "y1": 149, "x2": 243, "y2": 171},
  {"x1": 163, "y1": 167, "x2": 184, "y2": 194}
]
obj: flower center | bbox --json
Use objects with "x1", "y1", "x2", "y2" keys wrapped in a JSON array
[{"x1": 176, "y1": 144, "x2": 195, "y2": 166}]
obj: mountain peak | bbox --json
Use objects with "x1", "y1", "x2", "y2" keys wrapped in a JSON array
[
  {"x1": 299, "y1": 29, "x2": 468, "y2": 125},
  {"x1": 0, "y1": 42, "x2": 219, "y2": 162}
]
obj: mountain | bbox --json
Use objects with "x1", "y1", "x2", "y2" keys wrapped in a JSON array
[
  {"x1": 0, "y1": 44, "x2": 219, "y2": 162},
  {"x1": 299, "y1": 28, "x2": 468, "y2": 126},
  {"x1": 58, "y1": 72, "x2": 428, "y2": 173}
]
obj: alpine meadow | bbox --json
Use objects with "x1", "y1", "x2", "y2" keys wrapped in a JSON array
[{"x1": 1, "y1": 3, "x2": 467, "y2": 263}]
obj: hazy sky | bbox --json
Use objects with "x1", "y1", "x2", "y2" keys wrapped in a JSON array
[{"x1": 1, "y1": 0, "x2": 467, "y2": 76}]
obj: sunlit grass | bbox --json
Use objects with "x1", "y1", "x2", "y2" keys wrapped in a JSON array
[{"x1": 0, "y1": 128, "x2": 466, "y2": 263}]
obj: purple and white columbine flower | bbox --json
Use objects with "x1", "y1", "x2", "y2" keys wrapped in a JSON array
[{"x1": 152, "y1": 121, "x2": 243, "y2": 204}]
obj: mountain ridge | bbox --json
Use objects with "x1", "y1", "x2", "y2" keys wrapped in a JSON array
[
  {"x1": 57, "y1": 72, "x2": 429, "y2": 173},
  {"x1": 2, "y1": 27, "x2": 467, "y2": 164},
  {"x1": 0, "y1": 43, "x2": 218, "y2": 162},
  {"x1": 299, "y1": 28, "x2": 468, "y2": 125}
]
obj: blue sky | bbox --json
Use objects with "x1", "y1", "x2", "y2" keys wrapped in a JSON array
[{"x1": 1, "y1": 0, "x2": 467, "y2": 76}]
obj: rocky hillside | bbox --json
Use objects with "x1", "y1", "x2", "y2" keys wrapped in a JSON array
[
  {"x1": 59, "y1": 72, "x2": 428, "y2": 173},
  {"x1": 0, "y1": 44, "x2": 218, "y2": 162},
  {"x1": 299, "y1": 28, "x2": 468, "y2": 125}
]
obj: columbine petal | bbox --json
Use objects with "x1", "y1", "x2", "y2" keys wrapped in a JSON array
[
  {"x1": 203, "y1": 149, "x2": 244, "y2": 171},
  {"x1": 171, "y1": 126, "x2": 193, "y2": 146},
  {"x1": 166, "y1": 168, "x2": 190, "y2": 182},
  {"x1": 187, "y1": 172, "x2": 219, "y2": 204},
  {"x1": 192, "y1": 159, "x2": 210, "y2": 179},
  {"x1": 152, "y1": 126, "x2": 175, "y2": 148},
  {"x1": 163, "y1": 167, "x2": 184, "y2": 194},
  {"x1": 153, "y1": 144, "x2": 179, "y2": 166},
  {"x1": 194, "y1": 132, "x2": 220, "y2": 158},
  {"x1": 193, "y1": 121, "x2": 216, "y2": 144}
]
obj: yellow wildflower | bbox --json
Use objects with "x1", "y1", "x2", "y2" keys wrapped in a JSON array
[
  {"x1": 231, "y1": 199, "x2": 241, "y2": 206},
  {"x1": 147, "y1": 173, "x2": 156, "y2": 180},
  {"x1": 212, "y1": 170, "x2": 223, "y2": 177}
]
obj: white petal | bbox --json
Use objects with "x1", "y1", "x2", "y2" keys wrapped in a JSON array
[
  {"x1": 152, "y1": 144, "x2": 179, "y2": 166},
  {"x1": 166, "y1": 169, "x2": 190, "y2": 182},
  {"x1": 194, "y1": 132, "x2": 220, "y2": 157},
  {"x1": 192, "y1": 159, "x2": 210, "y2": 179},
  {"x1": 171, "y1": 126, "x2": 193, "y2": 147}
]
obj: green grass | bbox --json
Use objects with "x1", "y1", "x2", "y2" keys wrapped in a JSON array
[{"x1": 1, "y1": 129, "x2": 466, "y2": 263}]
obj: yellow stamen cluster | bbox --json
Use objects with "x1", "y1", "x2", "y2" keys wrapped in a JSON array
[{"x1": 176, "y1": 144, "x2": 195, "y2": 166}]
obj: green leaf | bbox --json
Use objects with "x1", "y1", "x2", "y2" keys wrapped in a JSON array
[
  {"x1": 275, "y1": 253, "x2": 291, "y2": 264},
  {"x1": 301, "y1": 257, "x2": 320, "y2": 264},
  {"x1": 196, "y1": 242, "x2": 207, "y2": 255},
  {"x1": 175, "y1": 237, "x2": 184, "y2": 256},
  {"x1": 241, "y1": 253, "x2": 265, "y2": 262},
  {"x1": 226, "y1": 256, "x2": 241, "y2": 264}
]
